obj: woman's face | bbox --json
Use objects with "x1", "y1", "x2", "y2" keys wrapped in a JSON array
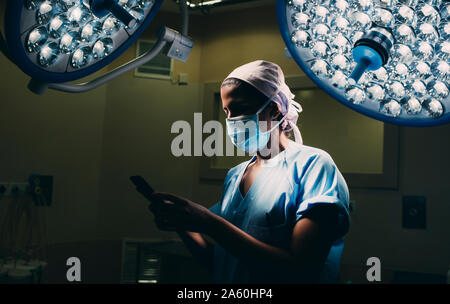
[{"x1": 221, "y1": 84, "x2": 277, "y2": 122}]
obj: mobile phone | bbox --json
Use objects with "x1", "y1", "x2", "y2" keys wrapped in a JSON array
[
  {"x1": 130, "y1": 175, "x2": 154, "y2": 201},
  {"x1": 130, "y1": 176, "x2": 176, "y2": 231}
]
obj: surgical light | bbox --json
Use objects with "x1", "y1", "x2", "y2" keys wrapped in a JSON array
[
  {"x1": 1, "y1": 0, "x2": 194, "y2": 94},
  {"x1": 277, "y1": 0, "x2": 450, "y2": 126}
]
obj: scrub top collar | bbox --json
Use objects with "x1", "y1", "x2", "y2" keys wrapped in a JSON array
[
  {"x1": 247, "y1": 139, "x2": 296, "y2": 168},
  {"x1": 236, "y1": 140, "x2": 298, "y2": 203}
]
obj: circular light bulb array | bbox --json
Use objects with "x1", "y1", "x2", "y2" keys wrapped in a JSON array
[
  {"x1": 4, "y1": 0, "x2": 163, "y2": 83},
  {"x1": 278, "y1": 0, "x2": 450, "y2": 126},
  {"x1": 23, "y1": 0, "x2": 154, "y2": 70}
]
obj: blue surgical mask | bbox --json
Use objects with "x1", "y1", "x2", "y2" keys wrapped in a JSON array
[{"x1": 226, "y1": 98, "x2": 286, "y2": 154}]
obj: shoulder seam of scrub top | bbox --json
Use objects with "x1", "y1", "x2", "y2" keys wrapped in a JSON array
[{"x1": 284, "y1": 141, "x2": 339, "y2": 194}]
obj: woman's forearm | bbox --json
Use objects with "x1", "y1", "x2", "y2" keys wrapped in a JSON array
[
  {"x1": 205, "y1": 214, "x2": 296, "y2": 270},
  {"x1": 177, "y1": 230, "x2": 214, "y2": 272},
  {"x1": 204, "y1": 206, "x2": 337, "y2": 281}
]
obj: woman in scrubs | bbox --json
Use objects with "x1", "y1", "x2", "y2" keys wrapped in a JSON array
[{"x1": 148, "y1": 60, "x2": 350, "y2": 283}]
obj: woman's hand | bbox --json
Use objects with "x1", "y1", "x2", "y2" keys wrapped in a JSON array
[{"x1": 147, "y1": 192, "x2": 216, "y2": 234}]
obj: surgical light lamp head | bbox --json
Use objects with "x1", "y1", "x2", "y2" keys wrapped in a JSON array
[
  {"x1": 1, "y1": 1, "x2": 195, "y2": 94},
  {"x1": 277, "y1": 0, "x2": 450, "y2": 126},
  {"x1": 3, "y1": 0, "x2": 164, "y2": 84}
]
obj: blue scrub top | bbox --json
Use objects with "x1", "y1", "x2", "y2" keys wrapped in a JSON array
[{"x1": 209, "y1": 141, "x2": 350, "y2": 284}]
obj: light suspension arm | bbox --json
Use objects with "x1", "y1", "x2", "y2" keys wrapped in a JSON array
[
  {"x1": 37, "y1": 33, "x2": 168, "y2": 93},
  {"x1": 25, "y1": 0, "x2": 192, "y2": 95},
  {"x1": 180, "y1": 0, "x2": 189, "y2": 36}
]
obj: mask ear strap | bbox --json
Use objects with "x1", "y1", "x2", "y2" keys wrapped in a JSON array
[
  {"x1": 265, "y1": 108, "x2": 288, "y2": 133},
  {"x1": 275, "y1": 112, "x2": 288, "y2": 127}
]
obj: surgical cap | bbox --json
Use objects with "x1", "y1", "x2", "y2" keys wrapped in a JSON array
[{"x1": 222, "y1": 60, "x2": 303, "y2": 144}]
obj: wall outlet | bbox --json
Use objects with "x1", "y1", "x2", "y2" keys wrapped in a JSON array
[
  {"x1": 0, "y1": 183, "x2": 30, "y2": 197},
  {"x1": 9, "y1": 183, "x2": 31, "y2": 195}
]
